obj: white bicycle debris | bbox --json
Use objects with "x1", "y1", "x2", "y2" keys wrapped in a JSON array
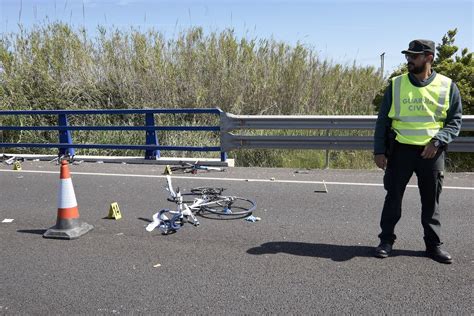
[{"x1": 146, "y1": 176, "x2": 256, "y2": 235}]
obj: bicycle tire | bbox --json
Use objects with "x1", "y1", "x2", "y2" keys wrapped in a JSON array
[
  {"x1": 201, "y1": 196, "x2": 255, "y2": 217},
  {"x1": 167, "y1": 193, "x2": 198, "y2": 204},
  {"x1": 191, "y1": 187, "x2": 225, "y2": 195},
  {"x1": 167, "y1": 187, "x2": 226, "y2": 203}
]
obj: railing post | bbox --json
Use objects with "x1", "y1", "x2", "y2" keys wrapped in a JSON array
[
  {"x1": 324, "y1": 150, "x2": 330, "y2": 169},
  {"x1": 324, "y1": 129, "x2": 330, "y2": 169},
  {"x1": 145, "y1": 113, "x2": 160, "y2": 159},
  {"x1": 58, "y1": 113, "x2": 75, "y2": 157},
  {"x1": 220, "y1": 151, "x2": 227, "y2": 162},
  {"x1": 218, "y1": 109, "x2": 228, "y2": 162}
]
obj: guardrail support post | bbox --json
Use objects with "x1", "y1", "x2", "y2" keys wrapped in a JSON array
[
  {"x1": 145, "y1": 113, "x2": 160, "y2": 159},
  {"x1": 218, "y1": 109, "x2": 229, "y2": 162},
  {"x1": 324, "y1": 150, "x2": 330, "y2": 169},
  {"x1": 220, "y1": 151, "x2": 227, "y2": 162},
  {"x1": 324, "y1": 129, "x2": 330, "y2": 169},
  {"x1": 58, "y1": 114, "x2": 75, "y2": 157}
]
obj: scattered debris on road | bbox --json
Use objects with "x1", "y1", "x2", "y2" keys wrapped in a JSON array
[
  {"x1": 244, "y1": 215, "x2": 261, "y2": 222},
  {"x1": 294, "y1": 170, "x2": 310, "y2": 174},
  {"x1": 314, "y1": 180, "x2": 328, "y2": 193}
]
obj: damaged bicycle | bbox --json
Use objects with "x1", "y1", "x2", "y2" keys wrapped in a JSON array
[{"x1": 146, "y1": 176, "x2": 256, "y2": 235}]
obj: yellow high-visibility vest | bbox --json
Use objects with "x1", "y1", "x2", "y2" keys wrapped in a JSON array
[{"x1": 388, "y1": 73, "x2": 451, "y2": 146}]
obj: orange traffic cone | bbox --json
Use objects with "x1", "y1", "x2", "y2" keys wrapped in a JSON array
[{"x1": 43, "y1": 160, "x2": 93, "y2": 239}]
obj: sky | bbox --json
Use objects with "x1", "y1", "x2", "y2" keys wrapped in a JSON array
[{"x1": 0, "y1": 0, "x2": 473, "y2": 75}]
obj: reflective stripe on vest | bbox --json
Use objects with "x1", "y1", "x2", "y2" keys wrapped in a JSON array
[{"x1": 388, "y1": 73, "x2": 451, "y2": 146}]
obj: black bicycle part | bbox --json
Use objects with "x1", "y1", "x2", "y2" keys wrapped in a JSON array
[
  {"x1": 167, "y1": 193, "x2": 201, "y2": 204},
  {"x1": 200, "y1": 196, "x2": 255, "y2": 218},
  {"x1": 190, "y1": 187, "x2": 226, "y2": 195},
  {"x1": 167, "y1": 187, "x2": 225, "y2": 203}
]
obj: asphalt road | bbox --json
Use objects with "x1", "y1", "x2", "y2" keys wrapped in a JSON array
[{"x1": 0, "y1": 161, "x2": 473, "y2": 314}]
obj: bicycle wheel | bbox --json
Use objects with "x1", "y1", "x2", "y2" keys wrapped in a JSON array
[
  {"x1": 167, "y1": 187, "x2": 226, "y2": 203},
  {"x1": 201, "y1": 196, "x2": 255, "y2": 218},
  {"x1": 169, "y1": 166, "x2": 189, "y2": 173},
  {"x1": 191, "y1": 187, "x2": 225, "y2": 195},
  {"x1": 167, "y1": 193, "x2": 198, "y2": 204}
]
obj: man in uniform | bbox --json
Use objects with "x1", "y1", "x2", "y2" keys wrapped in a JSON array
[{"x1": 373, "y1": 39, "x2": 463, "y2": 264}]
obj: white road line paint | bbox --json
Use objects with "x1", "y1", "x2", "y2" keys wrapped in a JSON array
[
  {"x1": 1, "y1": 169, "x2": 473, "y2": 190},
  {"x1": 2, "y1": 219, "x2": 14, "y2": 223}
]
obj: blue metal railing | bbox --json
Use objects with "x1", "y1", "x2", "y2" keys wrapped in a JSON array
[{"x1": 0, "y1": 108, "x2": 227, "y2": 161}]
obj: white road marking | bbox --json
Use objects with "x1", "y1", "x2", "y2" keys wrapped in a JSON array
[{"x1": 1, "y1": 169, "x2": 473, "y2": 190}]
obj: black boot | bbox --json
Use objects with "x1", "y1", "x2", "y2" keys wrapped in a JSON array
[
  {"x1": 426, "y1": 246, "x2": 452, "y2": 264},
  {"x1": 374, "y1": 242, "x2": 393, "y2": 258}
]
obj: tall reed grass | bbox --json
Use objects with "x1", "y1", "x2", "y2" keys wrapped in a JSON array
[{"x1": 0, "y1": 22, "x2": 384, "y2": 168}]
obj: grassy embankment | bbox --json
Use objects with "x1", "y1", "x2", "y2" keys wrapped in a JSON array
[{"x1": 1, "y1": 23, "x2": 388, "y2": 169}]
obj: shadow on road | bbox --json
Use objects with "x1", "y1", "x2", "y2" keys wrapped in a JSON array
[
  {"x1": 137, "y1": 217, "x2": 153, "y2": 223},
  {"x1": 247, "y1": 241, "x2": 425, "y2": 262},
  {"x1": 17, "y1": 229, "x2": 47, "y2": 235}
]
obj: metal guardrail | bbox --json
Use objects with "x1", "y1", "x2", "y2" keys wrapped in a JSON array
[
  {"x1": 0, "y1": 108, "x2": 225, "y2": 160},
  {"x1": 1, "y1": 110, "x2": 473, "y2": 162},
  {"x1": 220, "y1": 113, "x2": 474, "y2": 153}
]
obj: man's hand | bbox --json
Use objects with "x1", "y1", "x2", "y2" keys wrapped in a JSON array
[
  {"x1": 421, "y1": 142, "x2": 438, "y2": 159},
  {"x1": 374, "y1": 154, "x2": 387, "y2": 170}
]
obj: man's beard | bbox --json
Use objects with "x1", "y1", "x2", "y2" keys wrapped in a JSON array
[{"x1": 408, "y1": 62, "x2": 427, "y2": 74}]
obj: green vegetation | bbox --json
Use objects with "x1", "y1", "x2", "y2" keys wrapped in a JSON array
[{"x1": 0, "y1": 24, "x2": 471, "y2": 170}]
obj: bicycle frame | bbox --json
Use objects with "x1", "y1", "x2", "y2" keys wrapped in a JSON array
[{"x1": 146, "y1": 176, "x2": 201, "y2": 234}]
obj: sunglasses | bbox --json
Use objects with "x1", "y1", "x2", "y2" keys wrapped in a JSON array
[{"x1": 405, "y1": 53, "x2": 424, "y2": 60}]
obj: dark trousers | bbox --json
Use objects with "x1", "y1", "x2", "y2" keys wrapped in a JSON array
[{"x1": 379, "y1": 142, "x2": 445, "y2": 247}]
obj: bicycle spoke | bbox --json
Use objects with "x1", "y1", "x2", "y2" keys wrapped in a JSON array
[{"x1": 201, "y1": 196, "x2": 256, "y2": 218}]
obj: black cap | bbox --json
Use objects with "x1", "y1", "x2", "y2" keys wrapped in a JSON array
[{"x1": 401, "y1": 39, "x2": 435, "y2": 55}]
